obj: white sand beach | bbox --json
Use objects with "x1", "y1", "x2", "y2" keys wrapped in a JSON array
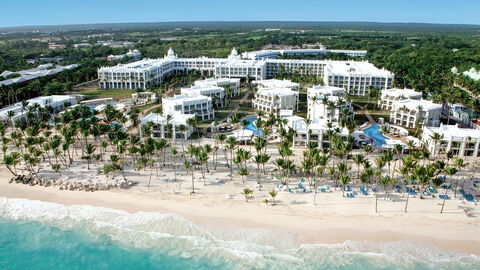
[{"x1": 1, "y1": 145, "x2": 479, "y2": 257}]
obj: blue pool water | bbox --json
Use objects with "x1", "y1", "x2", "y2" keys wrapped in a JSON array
[
  {"x1": 363, "y1": 124, "x2": 389, "y2": 147},
  {"x1": 0, "y1": 197, "x2": 478, "y2": 270},
  {"x1": 243, "y1": 117, "x2": 264, "y2": 137}
]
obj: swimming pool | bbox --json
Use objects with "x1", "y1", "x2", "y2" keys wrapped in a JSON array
[
  {"x1": 243, "y1": 117, "x2": 264, "y2": 138},
  {"x1": 363, "y1": 124, "x2": 388, "y2": 147}
]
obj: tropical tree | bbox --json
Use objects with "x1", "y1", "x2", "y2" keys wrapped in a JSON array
[
  {"x1": 241, "y1": 188, "x2": 254, "y2": 203},
  {"x1": 441, "y1": 167, "x2": 458, "y2": 214},
  {"x1": 269, "y1": 189, "x2": 278, "y2": 206}
]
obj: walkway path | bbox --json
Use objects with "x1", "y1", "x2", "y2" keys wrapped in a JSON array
[
  {"x1": 454, "y1": 83, "x2": 480, "y2": 99},
  {"x1": 352, "y1": 103, "x2": 376, "y2": 124}
]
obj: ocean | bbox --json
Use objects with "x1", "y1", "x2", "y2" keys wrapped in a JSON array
[{"x1": 0, "y1": 197, "x2": 478, "y2": 270}]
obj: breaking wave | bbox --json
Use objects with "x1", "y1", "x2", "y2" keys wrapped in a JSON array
[{"x1": 0, "y1": 196, "x2": 478, "y2": 270}]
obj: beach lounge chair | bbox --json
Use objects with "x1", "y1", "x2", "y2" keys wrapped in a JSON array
[
  {"x1": 439, "y1": 194, "x2": 449, "y2": 200},
  {"x1": 360, "y1": 187, "x2": 368, "y2": 196},
  {"x1": 371, "y1": 187, "x2": 377, "y2": 193},
  {"x1": 346, "y1": 185, "x2": 352, "y2": 192}
]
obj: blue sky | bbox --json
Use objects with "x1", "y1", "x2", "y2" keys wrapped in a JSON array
[{"x1": 1, "y1": 0, "x2": 479, "y2": 27}]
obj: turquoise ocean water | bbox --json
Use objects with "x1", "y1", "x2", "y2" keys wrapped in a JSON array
[{"x1": 0, "y1": 197, "x2": 478, "y2": 270}]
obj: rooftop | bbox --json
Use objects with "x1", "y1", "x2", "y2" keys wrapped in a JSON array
[
  {"x1": 324, "y1": 61, "x2": 393, "y2": 76},
  {"x1": 424, "y1": 124, "x2": 480, "y2": 140},
  {"x1": 393, "y1": 99, "x2": 442, "y2": 111},
  {"x1": 381, "y1": 88, "x2": 422, "y2": 98},
  {"x1": 253, "y1": 79, "x2": 299, "y2": 89}
]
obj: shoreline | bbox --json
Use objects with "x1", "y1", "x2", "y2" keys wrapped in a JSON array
[{"x1": 1, "y1": 179, "x2": 479, "y2": 256}]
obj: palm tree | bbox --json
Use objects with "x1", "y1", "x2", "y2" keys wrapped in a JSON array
[
  {"x1": 429, "y1": 132, "x2": 444, "y2": 158},
  {"x1": 392, "y1": 144, "x2": 404, "y2": 179},
  {"x1": 184, "y1": 161, "x2": 194, "y2": 193},
  {"x1": 3, "y1": 152, "x2": 20, "y2": 176},
  {"x1": 269, "y1": 189, "x2": 278, "y2": 205},
  {"x1": 83, "y1": 143, "x2": 96, "y2": 170},
  {"x1": 241, "y1": 188, "x2": 253, "y2": 203},
  {"x1": 379, "y1": 176, "x2": 392, "y2": 199},
  {"x1": 339, "y1": 175, "x2": 351, "y2": 197},
  {"x1": 225, "y1": 136, "x2": 237, "y2": 181},
  {"x1": 441, "y1": 167, "x2": 458, "y2": 213},
  {"x1": 238, "y1": 167, "x2": 249, "y2": 184},
  {"x1": 453, "y1": 158, "x2": 468, "y2": 198},
  {"x1": 171, "y1": 148, "x2": 178, "y2": 182},
  {"x1": 352, "y1": 154, "x2": 365, "y2": 181}
]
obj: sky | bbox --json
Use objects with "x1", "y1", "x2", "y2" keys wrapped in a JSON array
[{"x1": 1, "y1": 0, "x2": 479, "y2": 27}]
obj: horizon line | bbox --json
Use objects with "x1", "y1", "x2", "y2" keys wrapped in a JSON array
[{"x1": 2, "y1": 20, "x2": 480, "y2": 30}]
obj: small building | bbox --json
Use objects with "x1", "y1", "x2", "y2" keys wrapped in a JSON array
[
  {"x1": 390, "y1": 99, "x2": 442, "y2": 129},
  {"x1": 252, "y1": 79, "x2": 300, "y2": 90},
  {"x1": 131, "y1": 92, "x2": 157, "y2": 105},
  {"x1": 422, "y1": 124, "x2": 480, "y2": 157},
  {"x1": 463, "y1": 67, "x2": 480, "y2": 81},
  {"x1": 162, "y1": 94, "x2": 214, "y2": 121},
  {"x1": 307, "y1": 85, "x2": 352, "y2": 122},
  {"x1": 107, "y1": 49, "x2": 142, "y2": 62},
  {"x1": 252, "y1": 87, "x2": 299, "y2": 114},
  {"x1": 287, "y1": 117, "x2": 350, "y2": 148},
  {"x1": 139, "y1": 112, "x2": 194, "y2": 139},
  {"x1": 181, "y1": 85, "x2": 225, "y2": 107},
  {"x1": 0, "y1": 95, "x2": 79, "y2": 126},
  {"x1": 379, "y1": 88, "x2": 422, "y2": 110},
  {"x1": 194, "y1": 77, "x2": 241, "y2": 97}
]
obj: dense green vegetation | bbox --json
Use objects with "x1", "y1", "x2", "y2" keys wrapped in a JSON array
[{"x1": 1, "y1": 22, "x2": 479, "y2": 111}]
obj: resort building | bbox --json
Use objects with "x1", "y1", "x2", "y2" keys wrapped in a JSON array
[
  {"x1": 0, "y1": 95, "x2": 79, "y2": 126},
  {"x1": 252, "y1": 79, "x2": 300, "y2": 90},
  {"x1": 323, "y1": 61, "x2": 394, "y2": 95},
  {"x1": 252, "y1": 87, "x2": 299, "y2": 113},
  {"x1": 241, "y1": 48, "x2": 367, "y2": 60},
  {"x1": 379, "y1": 88, "x2": 423, "y2": 110},
  {"x1": 80, "y1": 98, "x2": 114, "y2": 107},
  {"x1": 139, "y1": 112, "x2": 194, "y2": 140},
  {"x1": 181, "y1": 85, "x2": 225, "y2": 107},
  {"x1": 0, "y1": 63, "x2": 79, "y2": 86},
  {"x1": 286, "y1": 116, "x2": 350, "y2": 148},
  {"x1": 463, "y1": 67, "x2": 480, "y2": 81},
  {"x1": 131, "y1": 92, "x2": 157, "y2": 105},
  {"x1": 443, "y1": 103, "x2": 479, "y2": 127},
  {"x1": 390, "y1": 99, "x2": 442, "y2": 129},
  {"x1": 307, "y1": 85, "x2": 353, "y2": 122},
  {"x1": 98, "y1": 48, "x2": 393, "y2": 95},
  {"x1": 422, "y1": 124, "x2": 480, "y2": 157},
  {"x1": 162, "y1": 94, "x2": 214, "y2": 121},
  {"x1": 107, "y1": 49, "x2": 142, "y2": 62},
  {"x1": 194, "y1": 77, "x2": 241, "y2": 97}
]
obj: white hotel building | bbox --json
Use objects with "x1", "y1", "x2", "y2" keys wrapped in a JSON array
[
  {"x1": 390, "y1": 99, "x2": 442, "y2": 129},
  {"x1": 307, "y1": 85, "x2": 353, "y2": 122},
  {"x1": 98, "y1": 48, "x2": 393, "y2": 96},
  {"x1": 252, "y1": 79, "x2": 300, "y2": 90},
  {"x1": 139, "y1": 112, "x2": 195, "y2": 140},
  {"x1": 422, "y1": 124, "x2": 480, "y2": 157},
  {"x1": 162, "y1": 94, "x2": 214, "y2": 121},
  {"x1": 180, "y1": 85, "x2": 225, "y2": 107},
  {"x1": 379, "y1": 88, "x2": 423, "y2": 110},
  {"x1": 252, "y1": 88, "x2": 299, "y2": 114},
  {"x1": 194, "y1": 77, "x2": 240, "y2": 97},
  {"x1": 0, "y1": 95, "x2": 79, "y2": 126}
]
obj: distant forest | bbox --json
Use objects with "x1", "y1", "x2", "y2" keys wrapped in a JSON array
[{"x1": 1, "y1": 21, "x2": 479, "y2": 110}]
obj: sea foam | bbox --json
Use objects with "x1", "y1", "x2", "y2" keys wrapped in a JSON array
[{"x1": 0, "y1": 196, "x2": 478, "y2": 270}]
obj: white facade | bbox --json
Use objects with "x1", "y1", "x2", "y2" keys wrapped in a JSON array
[
  {"x1": 287, "y1": 116, "x2": 350, "y2": 148},
  {"x1": 0, "y1": 95, "x2": 79, "y2": 125},
  {"x1": 390, "y1": 99, "x2": 442, "y2": 129},
  {"x1": 0, "y1": 64, "x2": 78, "y2": 86},
  {"x1": 252, "y1": 88, "x2": 299, "y2": 113},
  {"x1": 139, "y1": 112, "x2": 194, "y2": 139},
  {"x1": 181, "y1": 85, "x2": 225, "y2": 107},
  {"x1": 162, "y1": 94, "x2": 214, "y2": 121},
  {"x1": 252, "y1": 79, "x2": 299, "y2": 90},
  {"x1": 307, "y1": 85, "x2": 352, "y2": 122},
  {"x1": 323, "y1": 61, "x2": 394, "y2": 95},
  {"x1": 379, "y1": 88, "x2": 422, "y2": 110},
  {"x1": 107, "y1": 49, "x2": 142, "y2": 61},
  {"x1": 422, "y1": 124, "x2": 480, "y2": 157},
  {"x1": 98, "y1": 48, "x2": 393, "y2": 95},
  {"x1": 194, "y1": 77, "x2": 240, "y2": 97},
  {"x1": 241, "y1": 48, "x2": 367, "y2": 60}
]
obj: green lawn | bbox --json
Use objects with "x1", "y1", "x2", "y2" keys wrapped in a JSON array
[{"x1": 75, "y1": 89, "x2": 134, "y2": 100}]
